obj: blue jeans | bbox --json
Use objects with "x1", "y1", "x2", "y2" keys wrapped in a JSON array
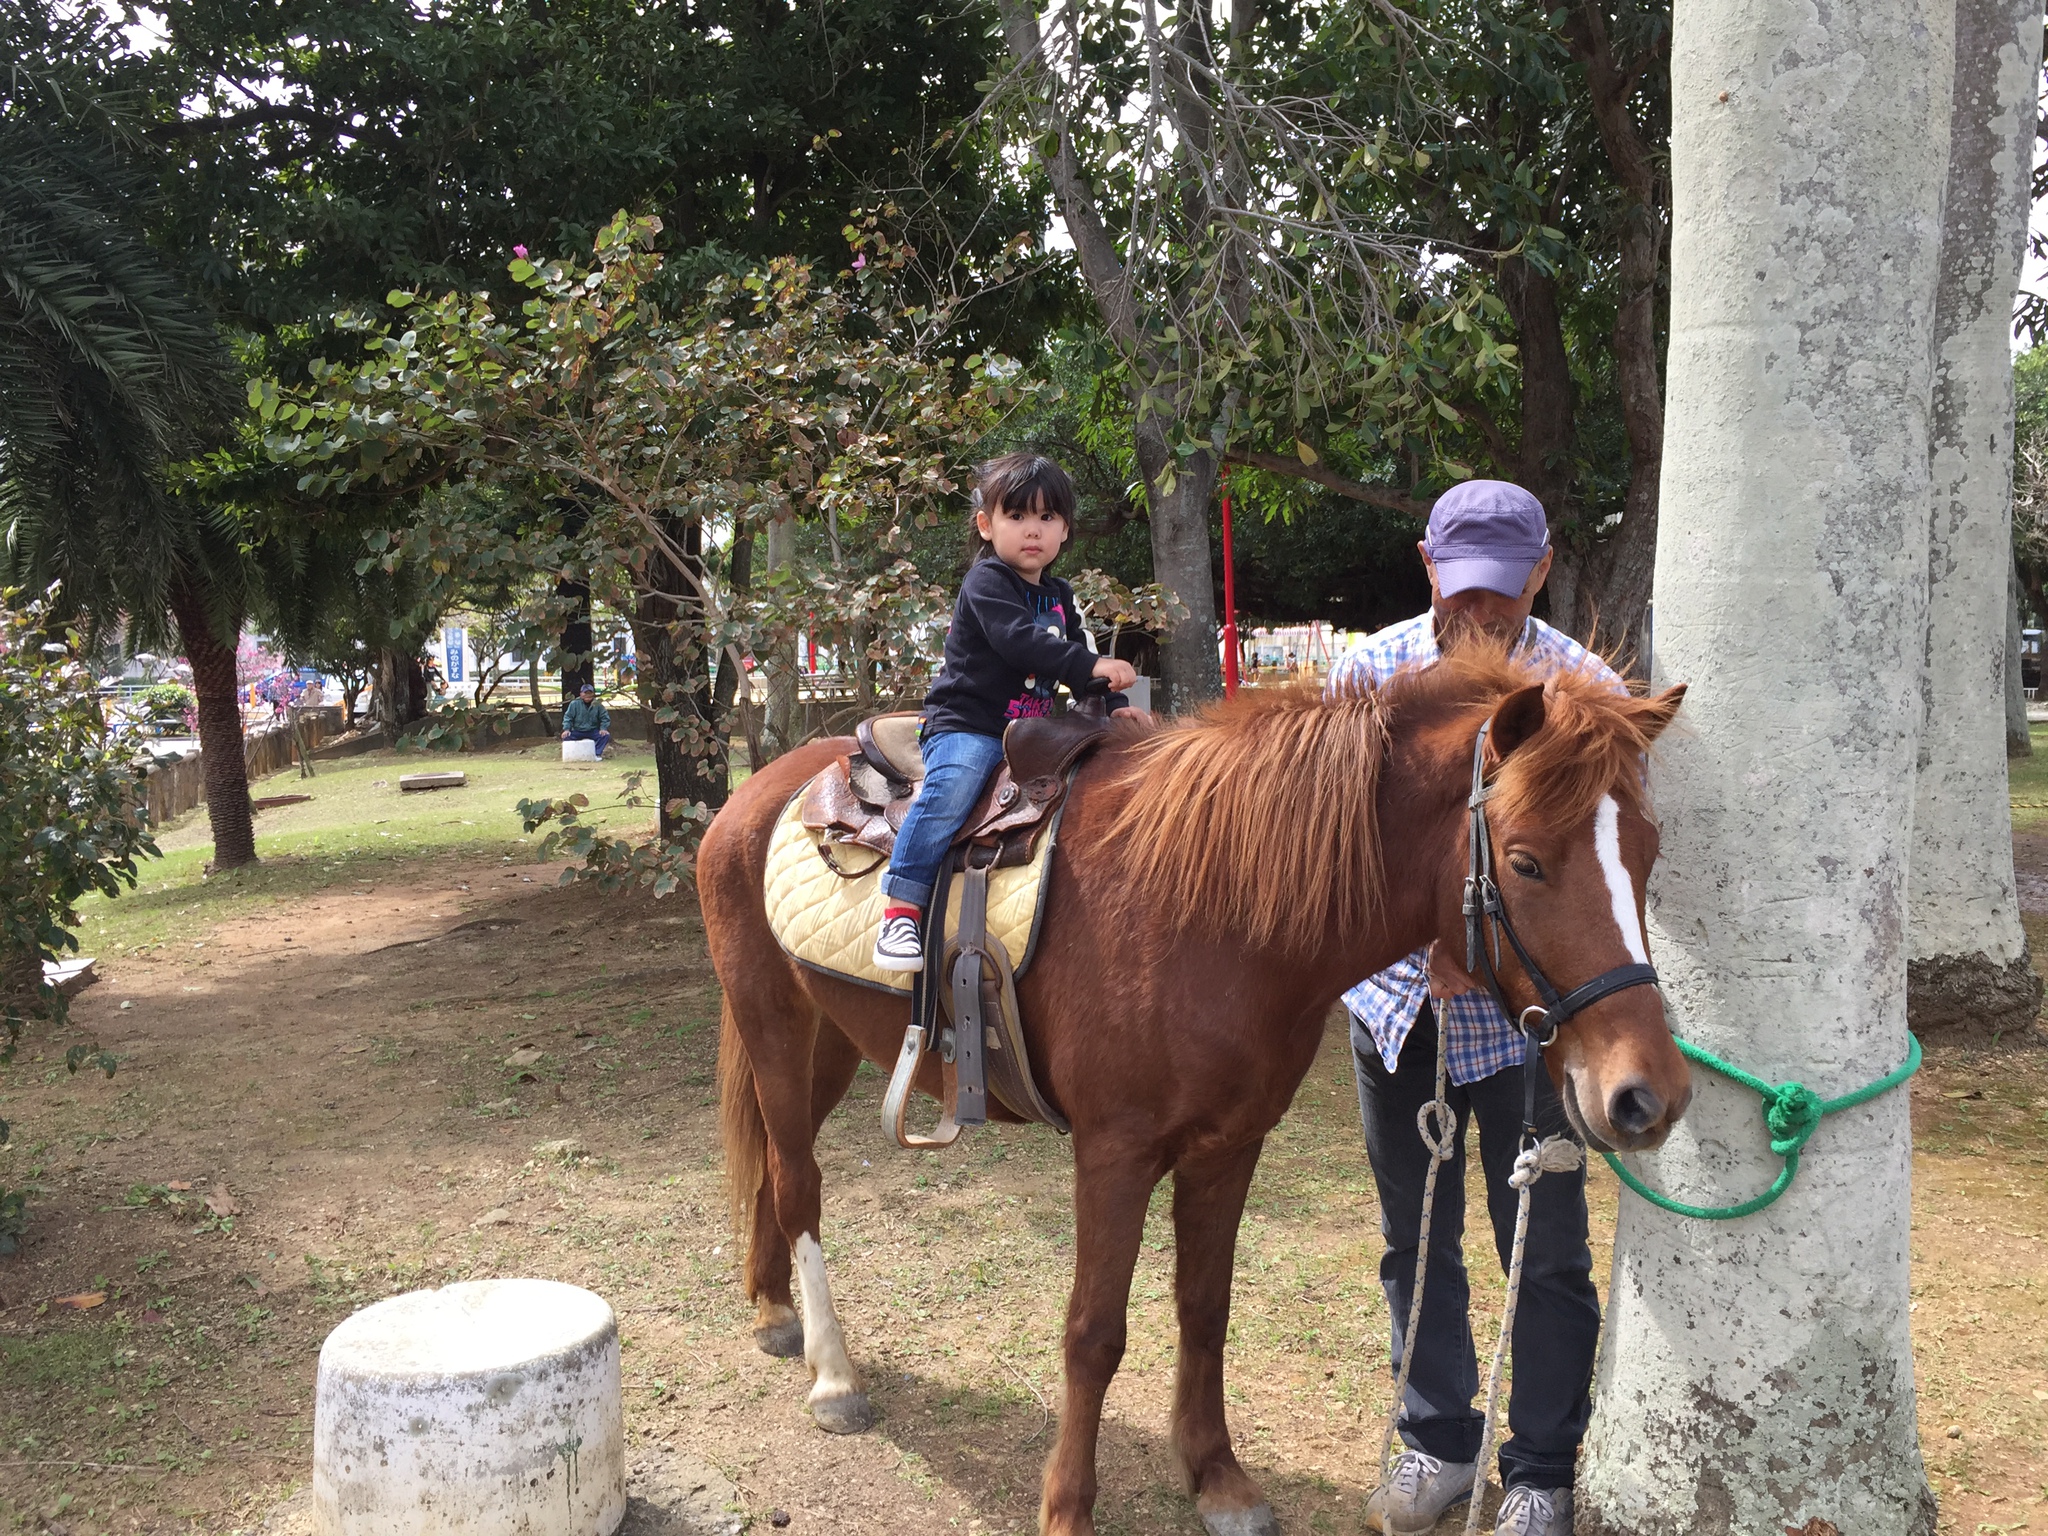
[
  {"x1": 1353, "y1": 1003, "x2": 1598, "y2": 1490},
  {"x1": 879, "y1": 730, "x2": 1005, "y2": 908}
]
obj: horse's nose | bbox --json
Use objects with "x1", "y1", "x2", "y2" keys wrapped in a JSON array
[{"x1": 1607, "y1": 1080, "x2": 1666, "y2": 1140}]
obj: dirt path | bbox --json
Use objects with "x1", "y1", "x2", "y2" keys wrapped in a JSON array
[{"x1": 1, "y1": 853, "x2": 2045, "y2": 1535}]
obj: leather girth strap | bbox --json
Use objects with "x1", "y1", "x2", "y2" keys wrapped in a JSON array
[
  {"x1": 947, "y1": 855, "x2": 1070, "y2": 1134},
  {"x1": 883, "y1": 839, "x2": 1072, "y2": 1145}
]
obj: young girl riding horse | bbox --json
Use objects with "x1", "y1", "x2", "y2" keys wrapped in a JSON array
[{"x1": 872, "y1": 452, "x2": 1139, "y2": 971}]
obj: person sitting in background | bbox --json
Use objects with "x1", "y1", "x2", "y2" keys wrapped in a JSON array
[{"x1": 560, "y1": 683, "x2": 612, "y2": 759}]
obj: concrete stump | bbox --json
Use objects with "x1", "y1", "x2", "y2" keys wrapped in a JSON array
[
  {"x1": 561, "y1": 740, "x2": 598, "y2": 764},
  {"x1": 313, "y1": 1279, "x2": 625, "y2": 1536}
]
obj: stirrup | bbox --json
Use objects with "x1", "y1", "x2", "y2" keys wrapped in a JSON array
[{"x1": 882, "y1": 1024, "x2": 959, "y2": 1149}]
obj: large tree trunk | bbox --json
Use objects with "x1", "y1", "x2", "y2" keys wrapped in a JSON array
[
  {"x1": 1494, "y1": 258, "x2": 1577, "y2": 522},
  {"x1": 633, "y1": 517, "x2": 731, "y2": 840},
  {"x1": 372, "y1": 646, "x2": 425, "y2": 734},
  {"x1": 1577, "y1": 0, "x2": 1950, "y2": 1530},
  {"x1": 763, "y1": 510, "x2": 799, "y2": 756},
  {"x1": 996, "y1": 0, "x2": 1225, "y2": 715},
  {"x1": 168, "y1": 575, "x2": 258, "y2": 870},
  {"x1": 1908, "y1": 0, "x2": 2045, "y2": 1039},
  {"x1": 2009, "y1": 550, "x2": 2033, "y2": 756},
  {"x1": 1555, "y1": 1, "x2": 1668, "y2": 670},
  {"x1": 557, "y1": 573, "x2": 594, "y2": 700},
  {"x1": 1131, "y1": 413, "x2": 1221, "y2": 713}
]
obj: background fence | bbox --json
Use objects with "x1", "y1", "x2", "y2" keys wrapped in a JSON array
[{"x1": 139, "y1": 706, "x2": 348, "y2": 828}]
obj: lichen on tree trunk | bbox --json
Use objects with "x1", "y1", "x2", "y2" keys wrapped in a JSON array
[
  {"x1": 1577, "y1": 0, "x2": 1950, "y2": 1528},
  {"x1": 1907, "y1": 0, "x2": 2044, "y2": 1041}
]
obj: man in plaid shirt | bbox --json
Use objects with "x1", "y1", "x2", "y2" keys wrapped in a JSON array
[{"x1": 1333, "y1": 480, "x2": 1620, "y2": 1536}]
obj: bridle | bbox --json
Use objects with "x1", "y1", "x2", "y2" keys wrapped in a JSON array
[{"x1": 1462, "y1": 719, "x2": 1661, "y2": 1139}]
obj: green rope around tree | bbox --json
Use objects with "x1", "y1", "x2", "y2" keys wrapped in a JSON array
[{"x1": 1601, "y1": 1033, "x2": 1924, "y2": 1220}]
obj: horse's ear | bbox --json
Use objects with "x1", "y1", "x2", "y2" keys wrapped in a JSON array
[
  {"x1": 1636, "y1": 683, "x2": 1687, "y2": 745},
  {"x1": 1486, "y1": 684, "x2": 1547, "y2": 760}
]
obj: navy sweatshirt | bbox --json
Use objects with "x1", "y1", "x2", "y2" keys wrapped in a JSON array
[{"x1": 920, "y1": 559, "x2": 1126, "y2": 739}]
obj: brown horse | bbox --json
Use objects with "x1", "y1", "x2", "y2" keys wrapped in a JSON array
[{"x1": 696, "y1": 645, "x2": 1690, "y2": 1536}]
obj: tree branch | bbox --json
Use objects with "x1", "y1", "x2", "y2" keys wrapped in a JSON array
[
  {"x1": 1222, "y1": 449, "x2": 1430, "y2": 517},
  {"x1": 994, "y1": 0, "x2": 1141, "y2": 351},
  {"x1": 146, "y1": 101, "x2": 352, "y2": 143}
]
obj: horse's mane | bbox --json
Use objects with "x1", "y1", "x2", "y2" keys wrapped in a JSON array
[{"x1": 1099, "y1": 640, "x2": 1674, "y2": 952}]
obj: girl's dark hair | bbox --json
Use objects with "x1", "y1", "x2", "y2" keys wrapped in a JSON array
[{"x1": 969, "y1": 452, "x2": 1077, "y2": 561}]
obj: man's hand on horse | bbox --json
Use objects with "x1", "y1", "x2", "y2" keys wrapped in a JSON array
[
  {"x1": 1112, "y1": 706, "x2": 1151, "y2": 722},
  {"x1": 1425, "y1": 939, "x2": 1480, "y2": 1000}
]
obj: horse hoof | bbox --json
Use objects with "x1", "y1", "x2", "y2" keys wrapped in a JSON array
[
  {"x1": 753, "y1": 1318, "x2": 804, "y2": 1358},
  {"x1": 1201, "y1": 1504, "x2": 1279, "y2": 1536},
  {"x1": 809, "y1": 1390, "x2": 875, "y2": 1435}
]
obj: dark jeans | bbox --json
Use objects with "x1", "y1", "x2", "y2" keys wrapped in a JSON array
[{"x1": 1353, "y1": 1004, "x2": 1599, "y2": 1491}]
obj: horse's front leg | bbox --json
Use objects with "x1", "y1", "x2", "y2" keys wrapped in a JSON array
[
  {"x1": 1170, "y1": 1139, "x2": 1277, "y2": 1536},
  {"x1": 1040, "y1": 1136, "x2": 1160, "y2": 1536}
]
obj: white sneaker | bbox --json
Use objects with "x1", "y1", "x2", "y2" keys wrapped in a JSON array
[
  {"x1": 1364, "y1": 1450, "x2": 1476, "y2": 1534},
  {"x1": 872, "y1": 913, "x2": 924, "y2": 971},
  {"x1": 1494, "y1": 1484, "x2": 1573, "y2": 1536}
]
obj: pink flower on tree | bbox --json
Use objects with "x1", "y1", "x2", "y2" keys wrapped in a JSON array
[
  {"x1": 513, "y1": 244, "x2": 529, "y2": 259},
  {"x1": 852, "y1": 254, "x2": 866, "y2": 270}
]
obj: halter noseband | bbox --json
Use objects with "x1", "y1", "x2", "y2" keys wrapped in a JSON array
[{"x1": 1463, "y1": 719, "x2": 1661, "y2": 1137}]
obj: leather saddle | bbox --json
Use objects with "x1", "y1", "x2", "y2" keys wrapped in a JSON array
[
  {"x1": 798, "y1": 702, "x2": 1112, "y2": 874},
  {"x1": 796, "y1": 700, "x2": 1116, "y2": 1148}
]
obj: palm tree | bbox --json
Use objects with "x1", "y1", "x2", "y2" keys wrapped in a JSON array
[{"x1": 1, "y1": 102, "x2": 260, "y2": 868}]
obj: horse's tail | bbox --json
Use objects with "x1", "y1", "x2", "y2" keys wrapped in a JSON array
[{"x1": 718, "y1": 995, "x2": 767, "y2": 1245}]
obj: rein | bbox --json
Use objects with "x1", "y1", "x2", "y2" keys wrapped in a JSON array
[{"x1": 1460, "y1": 719, "x2": 1661, "y2": 1141}]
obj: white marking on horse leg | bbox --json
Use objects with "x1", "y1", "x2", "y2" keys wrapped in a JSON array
[
  {"x1": 792, "y1": 1232, "x2": 860, "y2": 1402},
  {"x1": 1594, "y1": 794, "x2": 1650, "y2": 964}
]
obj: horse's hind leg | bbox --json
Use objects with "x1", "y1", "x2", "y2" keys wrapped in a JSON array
[
  {"x1": 1170, "y1": 1139, "x2": 1277, "y2": 1536},
  {"x1": 743, "y1": 1022, "x2": 862, "y2": 1360},
  {"x1": 758, "y1": 1021, "x2": 872, "y2": 1432}
]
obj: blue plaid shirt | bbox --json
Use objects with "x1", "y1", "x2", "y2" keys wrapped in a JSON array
[{"x1": 1328, "y1": 613, "x2": 1623, "y2": 1084}]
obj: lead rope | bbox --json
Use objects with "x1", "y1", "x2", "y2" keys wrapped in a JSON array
[
  {"x1": 1461, "y1": 1134, "x2": 1582, "y2": 1535},
  {"x1": 1370, "y1": 1014, "x2": 1585, "y2": 1531},
  {"x1": 1375, "y1": 1017, "x2": 1455, "y2": 1480}
]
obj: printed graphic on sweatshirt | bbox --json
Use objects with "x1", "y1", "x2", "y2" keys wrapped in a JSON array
[{"x1": 1008, "y1": 596, "x2": 1069, "y2": 720}]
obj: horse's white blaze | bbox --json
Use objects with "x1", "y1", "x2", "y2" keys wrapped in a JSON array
[
  {"x1": 793, "y1": 1232, "x2": 859, "y2": 1398},
  {"x1": 1594, "y1": 795, "x2": 1650, "y2": 965}
]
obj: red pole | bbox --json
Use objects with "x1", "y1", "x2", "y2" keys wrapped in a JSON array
[{"x1": 1220, "y1": 467, "x2": 1240, "y2": 696}]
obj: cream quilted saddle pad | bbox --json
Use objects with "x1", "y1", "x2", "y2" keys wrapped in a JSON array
[{"x1": 763, "y1": 783, "x2": 1056, "y2": 993}]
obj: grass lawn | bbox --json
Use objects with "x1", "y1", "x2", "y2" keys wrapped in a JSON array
[
  {"x1": 76, "y1": 743, "x2": 661, "y2": 956},
  {"x1": 2006, "y1": 722, "x2": 2048, "y2": 829}
]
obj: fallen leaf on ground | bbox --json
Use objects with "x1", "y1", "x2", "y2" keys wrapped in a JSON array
[
  {"x1": 205, "y1": 1191, "x2": 241, "y2": 1218},
  {"x1": 475, "y1": 1208, "x2": 512, "y2": 1227},
  {"x1": 504, "y1": 1047, "x2": 544, "y2": 1068},
  {"x1": 165, "y1": 1180, "x2": 193, "y2": 1192},
  {"x1": 51, "y1": 1292, "x2": 106, "y2": 1310}
]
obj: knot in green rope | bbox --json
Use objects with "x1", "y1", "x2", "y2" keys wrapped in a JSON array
[
  {"x1": 1601, "y1": 1033, "x2": 1922, "y2": 1221},
  {"x1": 1762, "y1": 1082, "x2": 1823, "y2": 1159}
]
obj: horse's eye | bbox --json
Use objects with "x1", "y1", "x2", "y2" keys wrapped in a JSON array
[{"x1": 1508, "y1": 853, "x2": 1543, "y2": 880}]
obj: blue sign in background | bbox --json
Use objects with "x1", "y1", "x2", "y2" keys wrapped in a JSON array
[{"x1": 444, "y1": 628, "x2": 465, "y2": 683}]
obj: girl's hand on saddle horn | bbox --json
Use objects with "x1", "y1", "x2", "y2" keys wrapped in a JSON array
[{"x1": 1091, "y1": 656, "x2": 1139, "y2": 693}]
